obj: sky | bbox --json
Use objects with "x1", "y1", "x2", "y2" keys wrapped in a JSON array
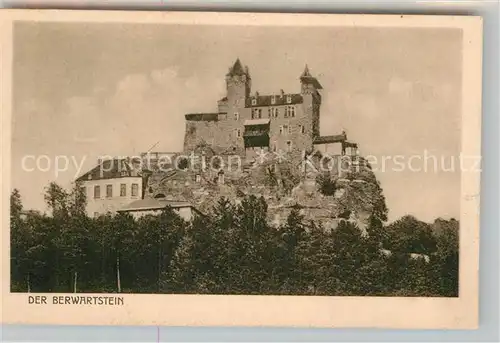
[{"x1": 11, "y1": 22, "x2": 462, "y2": 222}]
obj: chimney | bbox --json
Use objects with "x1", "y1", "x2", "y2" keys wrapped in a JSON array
[
  {"x1": 280, "y1": 89, "x2": 285, "y2": 97},
  {"x1": 255, "y1": 91, "x2": 259, "y2": 98}
]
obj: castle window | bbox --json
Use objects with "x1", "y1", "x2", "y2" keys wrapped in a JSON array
[
  {"x1": 272, "y1": 143, "x2": 277, "y2": 152},
  {"x1": 131, "y1": 183, "x2": 139, "y2": 197},
  {"x1": 218, "y1": 172, "x2": 225, "y2": 184},
  {"x1": 286, "y1": 141, "x2": 292, "y2": 151},
  {"x1": 106, "y1": 185, "x2": 113, "y2": 198},
  {"x1": 286, "y1": 95, "x2": 292, "y2": 103},
  {"x1": 252, "y1": 108, "x2": 262, "y2": 119},
  {"x1": 87, "y1": 174, "x2": 92, "y2": 180},
  {"x1": 195, "y1": 174, "x2": 201, "y2": 183},
  {"x1": 235, "y1": 129, "x2": 241, "y2": 138},
  {"x1": 93, "y1": 185, "x2": 100, "y2": 199},
  {"x1": 282, "y1": 125, "x2": 289, "y2": 135},
  {"x1": 279, "y1": 126, "x2": 283, "y2": 135},
  {"x1": 274, "y1": 108, "x2": 279, "y2": 118},
  {"x1": 299, "y1": 124, "x2": 305, "y2": 134},
  {"x1": 271, "y1": 96, "x2": 276, "y2": 105},
  {"x1": 252, "y1": 98, "x2": 257, "y2": 106},
  {"x1": 284, "y1": 106, "x2": 295, "y2": 118},
  {"x1": 234, "y1": 112, "x2": 239, "y2": 120},
  {"x1": 288, "y1": 125, "x2": 292, "y2": 135},
  {"x1": 120, "y1": 184, "x2": 126, "y2": 197}
]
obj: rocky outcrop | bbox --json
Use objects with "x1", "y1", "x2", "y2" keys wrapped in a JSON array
[{"x1": 142, "y1": 146, "x2": 387, "y2": 231}]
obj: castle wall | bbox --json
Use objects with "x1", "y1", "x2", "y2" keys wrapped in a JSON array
[
  {"x1": 183, "y1": 108, "x2": 252, "y2": 152},
  {"x1": 184, "y1": 98, "x2": 319, "y2": 159}
]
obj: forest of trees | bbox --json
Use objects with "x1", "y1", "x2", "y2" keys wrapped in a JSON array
[{"x1": 10, "y1": 182, "x2": 459, "y2": 297}]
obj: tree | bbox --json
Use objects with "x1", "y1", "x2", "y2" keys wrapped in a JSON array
[
  {"x1": 234, "y1": 195, "x2": 271, "y2": 294},
  {"x1": 432, "y1": 218, "x2": 459, "y2": 296},
  {"x1": 69, "y1": 182, "x2": 87, "y2": 217},
  {"x1": 10, "y1": 189, "x2": 23, "y2": 222},
  {"x1": 296, "y1": 221, "x2": 334, "y2": 295},
  {"x1": 10, "y1": 189, "x2": 28, "y2": 291},
  {"x1": 385, "y1": 215, "x2": 437, "y2": 255},
  {"x1": 329, "y1": 220, "x2": 367, "y2": 295},
  {"x1": 10, "y1": 186, "x2": 459, "y2": 297},
  {"x1": 111, "y1": 212, "x2": 137, "y2": 293},
  {"x1": 44, "y1": 182, "x2": 70, "y2": 219},
  {"x1": 316, "y1": 173, "x2": 337, "y2": 196},
  {"x1": 271, "y1": 208, "x2": 306, "y2": 294}
]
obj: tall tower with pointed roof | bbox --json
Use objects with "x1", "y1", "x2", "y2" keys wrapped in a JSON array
[
  {"x1": 225, "y1": 58, "x2": 252, "y2": 103},
  {"x1": 299, "y1": 64, "x2": 322, "y2": 138}
]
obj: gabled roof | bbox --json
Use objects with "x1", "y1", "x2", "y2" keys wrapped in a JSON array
[{"x1": 76, "y1": 158, "x2": 140, "y2": 182}]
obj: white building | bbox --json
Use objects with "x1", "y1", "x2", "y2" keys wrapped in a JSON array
[
  {"x1": 117, "y1": 198, "x2": 200, "y2": 222},
  {"x1": 76, "y1": 158, "x2": 143, "y2": 217}
]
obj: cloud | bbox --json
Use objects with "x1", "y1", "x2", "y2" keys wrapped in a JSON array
[{"x1": 62, "y1": 67, "x2": 226, "y2": 156}]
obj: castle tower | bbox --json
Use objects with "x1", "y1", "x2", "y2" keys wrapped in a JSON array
[
  {"x1": 300, "y1": 64, "x2": 322, "y2": 138},
  {"x1": 225, "y1": 58, "x2": 251, "y2": 104},
  {"x1": 300, "y1": 64, "x2": 322, "y2": 95}
]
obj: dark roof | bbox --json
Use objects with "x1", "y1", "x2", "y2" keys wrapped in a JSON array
[
  {"x1": 300, "y1": 64, "x2": 323, "y2": 89},
  {"x1": 76, "y1": 159, "x2": 139, "y2": 182},
  {"x1": 313, "y1": 134, "x2": 347, "y2": 145},
  {"x1": 245, "y1": 93, "x2": 303, "y2": 107},
  {"x1": 185, "y1": 113, "x2": 219, "y2": 121},
  {"x1": 300, "y1": 76, "x2": 323, "y2": 90},
  {"x1": 227, "y1": 58, "x2": 248, "y2": 77}
]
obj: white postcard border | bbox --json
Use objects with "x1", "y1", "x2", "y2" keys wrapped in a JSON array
[{"x1": 0, "y1": 10, "x2": 482, "y2": 329}]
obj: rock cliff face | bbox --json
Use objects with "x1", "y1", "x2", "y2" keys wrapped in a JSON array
[{"x1": 142, "y1": 145, "x2": 387, "y2": 231}]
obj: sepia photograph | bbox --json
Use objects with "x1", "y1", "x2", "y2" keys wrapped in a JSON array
[{"x1": 1, "y1": 10, "x2": 482, "y2": 328}]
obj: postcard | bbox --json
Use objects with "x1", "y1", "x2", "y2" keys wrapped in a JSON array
[{"x1": 0, "y1": 10, "x2": 482, "y2": 328}]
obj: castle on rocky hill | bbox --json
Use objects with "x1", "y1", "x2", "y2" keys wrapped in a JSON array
[
  {"x1": 77, "y1": 59, "x2": 386, "y2": 231},
  {"x1": 183, "y1": 58, "x2": 355, "y2": 160}
]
